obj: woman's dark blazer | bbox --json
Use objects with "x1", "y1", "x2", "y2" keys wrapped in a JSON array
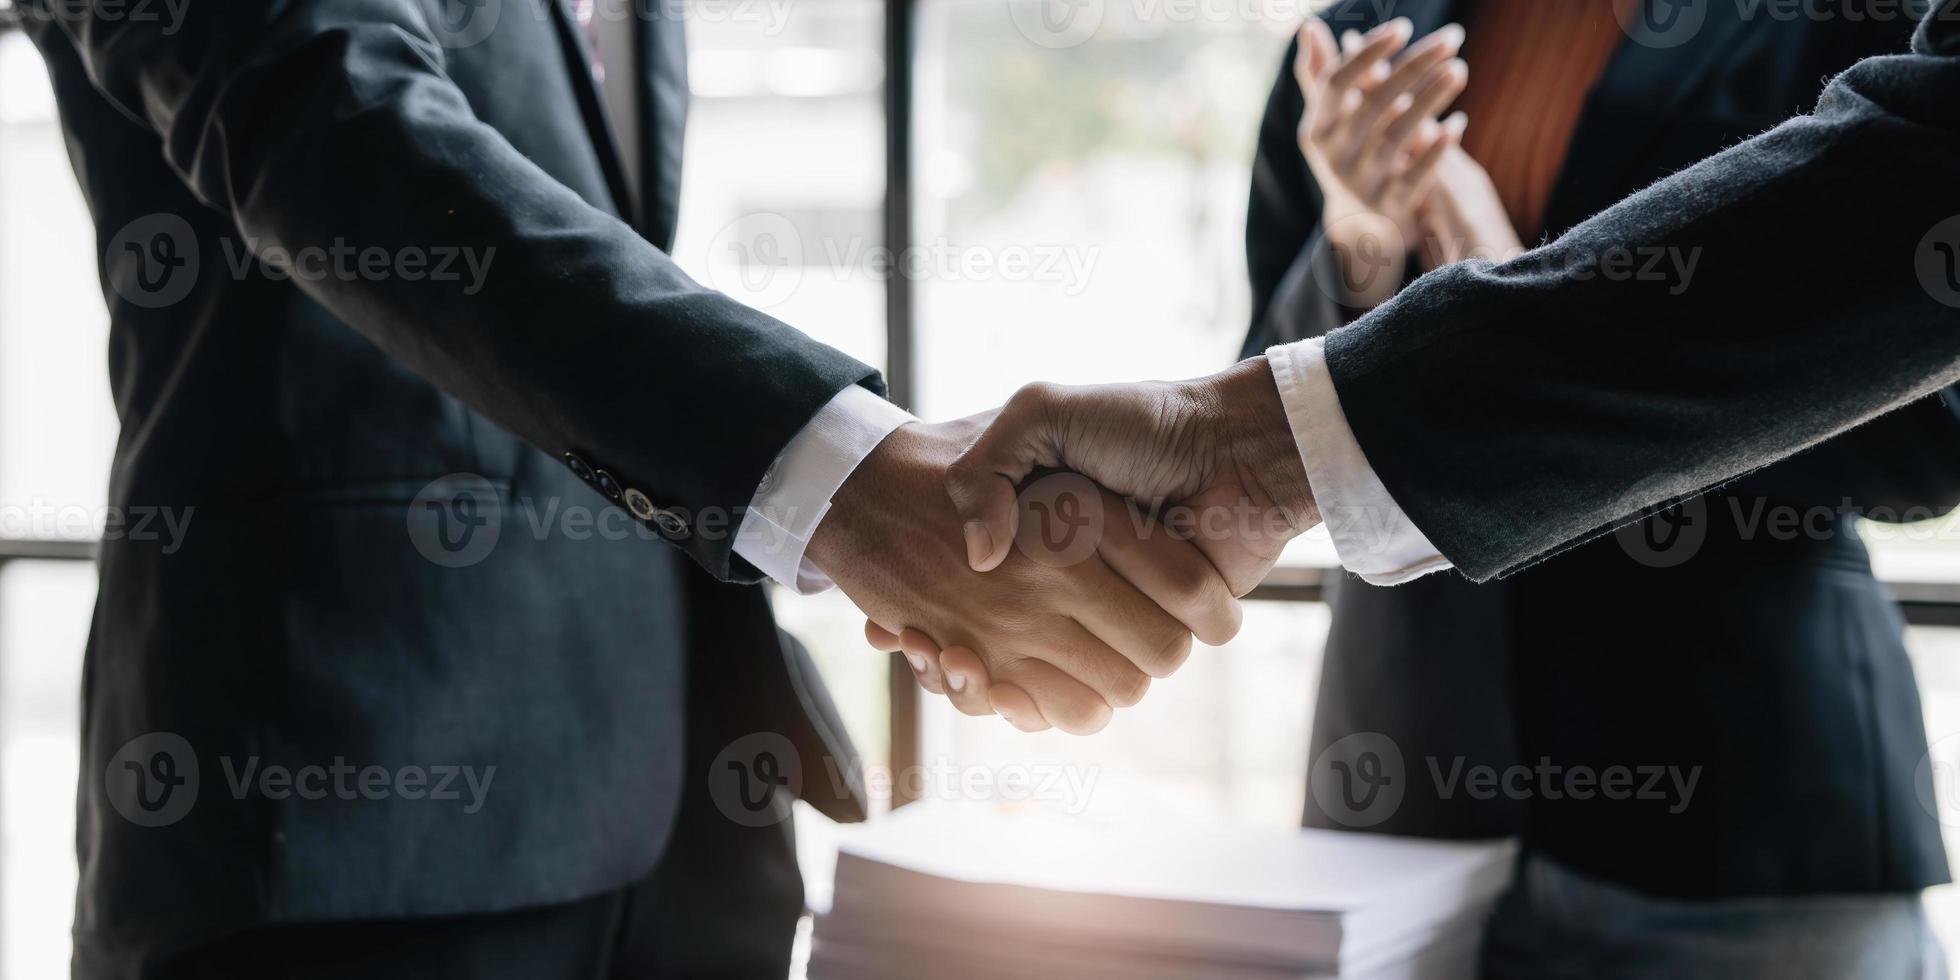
[{"x1": 1245, "y1": 0, "x2": 1960, "y2": 899}]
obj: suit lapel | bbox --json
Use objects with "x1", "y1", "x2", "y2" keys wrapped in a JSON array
[
  {"x1": 636, "y1": 0, "x2": 689, "y2": 251},
  {"x1": 1540, "y1": 0, "x2": 1755, "y2": 236},
  {"x1": 544, "y1": 0, "x2": 640, "y2": 228}
]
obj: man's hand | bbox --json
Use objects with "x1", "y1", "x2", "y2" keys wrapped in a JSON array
[
  {"x1": 808, "y1": 418, "x2": 1244, "y2": 734},
  {"x1": 946, "y1": 357, "x2": 1318, "y2": 597}
]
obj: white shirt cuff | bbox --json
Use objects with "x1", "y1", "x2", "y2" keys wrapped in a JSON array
[
  {"x1": 734, "y1": 384, "x2": 915, "y2": 594},
  {"x1": 1267, "y1": 340, "x2": 1451, "y2": 585}
]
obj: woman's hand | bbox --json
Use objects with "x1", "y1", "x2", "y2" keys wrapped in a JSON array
[
  {"x1": 1294, "y1": 17, "x2": 1467, "y2": 305},
  {"x1": 1418, "y1": 141, "x2": 1525, "y2": 268}
]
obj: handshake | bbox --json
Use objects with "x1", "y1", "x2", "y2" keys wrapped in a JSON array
[{"x1": 805, "y1": 356, "x2": 1319, "y2": 734}]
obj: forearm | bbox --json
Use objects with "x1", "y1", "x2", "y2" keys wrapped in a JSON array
[
  {"x1": 1324, "y1": 27, "x2": 1960, "y2": 581},
  {"x1": 40, "y1": 1, "x2": 877, "y2": 579},
  {"x1": 1732, "y1": 389, "x2": 1960, "y2": 516}
]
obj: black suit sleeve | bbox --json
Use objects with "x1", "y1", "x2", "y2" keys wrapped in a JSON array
[
  {"x1": 1322, "y1": 2, "x2": 1960, "y2": 582},
  {"x1": 33, "y1": 0, "x2": 876, "y2": 582},
  {"x1": 1740, "y1": 389, "x2": 1960, "y2": 518}
]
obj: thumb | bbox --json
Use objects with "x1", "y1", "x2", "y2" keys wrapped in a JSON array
[
  {"x1": 945, "y1": 387, "x2": 1062, "y2": 571},
  {"x1": 1301, "y1": 18, "x2": 1338, "y2": 88}
]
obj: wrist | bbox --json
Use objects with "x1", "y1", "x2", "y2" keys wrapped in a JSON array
[
  {"x1": 1205, "y1": 356, "x2": 1318, "y2": 532},
  {"x1": 1322, "y1": 211, "x2": 1410, "y2": 309},
  {"x1": 806, "y1": 421, "x2": 921, "y2": 577}
]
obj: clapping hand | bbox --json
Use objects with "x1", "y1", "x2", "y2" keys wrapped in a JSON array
[{"x1": 1295, "y1": 17, "x2": 1468, "y2": 305}]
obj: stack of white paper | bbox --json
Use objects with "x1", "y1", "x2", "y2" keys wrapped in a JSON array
[{"x1": 810, "y1": 803, "x2": 1516, "y2": 980}]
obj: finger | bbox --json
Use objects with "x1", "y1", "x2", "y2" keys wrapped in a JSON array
[
  {"x1": 1395, "y1": 116, "x2": 1456, "y2": 204},
  {"x1": 946, "y1": 384, "x2": 1067, "y2": 572},
  {"x1": 1295, "y1": 19, "x2": 1339, "y2": 96},
  {"x1": 1025, "y1": 617, "x2": 1152, "y2": 713},
  {"x1": 874, "y1": 622, "x2": 942, "y2": 694},
  {"x1": 1294, "y1": 21, "x2": 1341, "y2": 139},
  {"x1": 1350, "y1": 35, "x2": 1463, "y2": 163},
  {"x1": 1094, "y1": 498, "x2": 1241, "y2": 649},
  {"x1": 1323, "y1": 19, "x2": 1411, "y2": 111},
  {"x1": 988, "y1": 679, "x2": 1050, "y2": 733},
  {"x1": 865, "y1": 620, "x2": 904, "y2": 652},
  {"x1": 897, "y1": 627, "x2": 948, "y2": 696},
  {"x1": 938, "y1": 646, "x2": 998, "y2": 717},
  {"x1": 1068, "y1": 557, "x2": 1198, "y2": 680},
  {"x1": 1372, "y1": 58, "x2": 1466, "y2": 167},
  {"x1": 993, "y1": 656, "x2": 1113, "y2": 735}
]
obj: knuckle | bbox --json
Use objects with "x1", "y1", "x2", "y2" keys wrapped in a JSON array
[
  {"x1": 943, "y1": 456, "x2": 980, "y2": 498},
  {"x1": 1106, "y1": 668, "x2": 1152, "y2": 709},
  {"x1": 1059, "y1": 699, "x2": 1114, "y2": 736},
  {"x1": 1148, "y1": 630, "x2": 1193, "y2": 679},
  {"x1": 1009, "y1": 380, "x2": 1061, "y2": 412},
  {"x1": 1167, "y1": 556, "x2": 1215, "y2": 607}
]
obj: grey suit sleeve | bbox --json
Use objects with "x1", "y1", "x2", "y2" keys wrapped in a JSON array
[
  {"x1": 31, "y1": 0, "x2": 876, "y2": 582},
  {"x1": 1322, "y1": 3, "x2": 1960, "y2": 583}
]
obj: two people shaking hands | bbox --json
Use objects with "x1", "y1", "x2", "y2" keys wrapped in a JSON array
[
  {"x1": 802, "y1": 6, "x2": 1960, "y2": 733},
  {"x1": 23, "y1": 0, "x2": 1960, "y2": 975}
]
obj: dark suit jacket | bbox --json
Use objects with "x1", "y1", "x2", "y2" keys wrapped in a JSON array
[
  {"x1": 1282, "y1": 0, "x2": 1960, "y2": 582},
  {"x1": 25, "y1": 0, "x2": 870, "y2": 968},
  {"x1": 1248, "y1": 0, "x2": 1960, "y2": 898}
]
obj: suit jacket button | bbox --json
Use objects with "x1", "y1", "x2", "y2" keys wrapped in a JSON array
[
  {"x1": 593, "y1": 469, "x2": 624, "y2": 501},
  {"x1": 653, "y1": 510, "x2": 689, "y2": 538},
  {"x1": 564, "y1": 452, "x2": 595, "y2": 483},
  {"x1": 623, "y1": 488, "x2": 657, "y2": 521}
]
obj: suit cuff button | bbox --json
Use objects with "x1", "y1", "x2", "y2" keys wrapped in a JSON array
[
  {"x1": 623, "y1": 488, "x2": 657, "y2": 521},
  {"x1": 653, "y1": 510, "x2": 689, "y2": 539},
  {"x1": 593, "y1": 469, "x2": 624, "y2": 501},
  {"x1": 564, "y1": 452, "x2": 595, "y2": 483}
]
